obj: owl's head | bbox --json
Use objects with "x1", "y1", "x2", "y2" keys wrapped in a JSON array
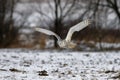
[
  {"x1": 58, "y1": 40, "x2": 76, "y2": 48},
  {"x1": 57, "y1": 40, "x2": 67, "y2": 48}
]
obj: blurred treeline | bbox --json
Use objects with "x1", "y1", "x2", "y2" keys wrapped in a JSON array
[{"x1": 0, "y1": 0, "x2": 120, "y2": 50}]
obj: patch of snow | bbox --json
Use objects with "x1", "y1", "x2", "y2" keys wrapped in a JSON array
[
  {"x1": 96, "y1": 42, "x2": 120, "y2": 49},
  {"x1": 46, "y1": 40, "x2": 54, "y2": 48},
  {"x1": 0, "y1": 49, "x2": 120, "y2": 80}
]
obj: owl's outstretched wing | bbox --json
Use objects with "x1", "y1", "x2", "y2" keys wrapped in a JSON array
[
  {"x1": 34, "y1": 28, "x2": 61, "y2": 41},
  {"x1": 65, "y1": 19, "x2": 91, "y2": 42}
]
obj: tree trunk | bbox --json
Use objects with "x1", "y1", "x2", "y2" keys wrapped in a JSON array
[{"x1": 54, "y1": 0, "x2": 59, "y2": 48}]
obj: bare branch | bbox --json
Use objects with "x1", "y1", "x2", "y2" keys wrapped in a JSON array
[
  {"x1": 47, "y1": 0, "x2": 54, "y2": 11},
  {"x1": 62, "y1": 0, "x2": 69, "y2": 10},
  {"x1": 58, "y1": 0, "x2": 63, "y2": 20},
  {"x1": 36, "y1": 7, "x2": 53, "y2": 21},
  {"x1": 63, "y1": 0, "x2": 76, "y2": 18},
  {"x1": 92, "y1": 2, "x2": 112, "y2": 8}
]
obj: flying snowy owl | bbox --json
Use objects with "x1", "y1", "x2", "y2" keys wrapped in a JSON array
[{"x1": 34, "y1": 19, "x2": 91, "y2": 48}]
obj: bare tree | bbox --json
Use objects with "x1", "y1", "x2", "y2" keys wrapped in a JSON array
[
  {"x1": 106, "y1": 0, "x2": 120, "y2": 21},
  {"x1": 0, "y1": 0, "x2": 19, "y2": 47},
  {"x1": 92, "y1": 0, "x2": 120, "y2": 22},
  {"x1": 34, "y1": 0, "x2": 92, "y2": 48},
  {"x1": 53, "y1": 0, "x2": 77, "y2": 47}
]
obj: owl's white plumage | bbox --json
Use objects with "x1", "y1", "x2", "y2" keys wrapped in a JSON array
[
  {"x1": 65, "y1": 19, "x2": 90, "y2": 42},
  {"x1": 34, "y1": 19, "x2": 91, "y2": 48},
  {"x1": 35, "y1": 28, "x2": 61, "y2": 41}
]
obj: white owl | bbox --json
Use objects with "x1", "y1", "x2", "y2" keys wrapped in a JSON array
[{"x1": 34, "y1": 19, "x2": 91, "y2": 48}]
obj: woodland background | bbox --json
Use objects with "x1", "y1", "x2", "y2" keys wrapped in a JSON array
[{"x1": 0, "y1": 0, "x2": 120, "y2": 51}]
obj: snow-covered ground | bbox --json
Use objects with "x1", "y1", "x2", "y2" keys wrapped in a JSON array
[{"x1": 0, "y1": 49, "x2": 120, "y2": 80}]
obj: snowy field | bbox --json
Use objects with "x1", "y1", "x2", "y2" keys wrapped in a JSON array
[{"x1": 0, "y1": 49, "x2": 120, "y2": 80}]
